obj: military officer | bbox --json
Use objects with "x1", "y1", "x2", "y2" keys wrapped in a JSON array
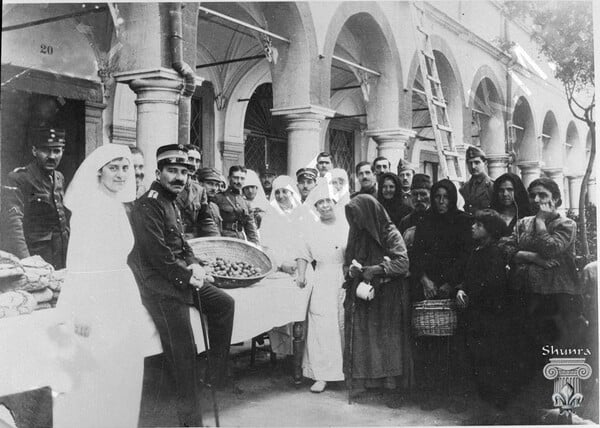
[
  {"x1": 0, "y1": 127, "x2": 70, "y2": 269},
  {"x1": 175, "y1": 145, "x2": 219, "y2": 239},
  {"x1": 212, "y1": 165, "x2": 259, "y2": 245},
  {"x1": 197, "y1": 167, "x2": 223, "y2": 234},
  {"x1": 460, "y1": 146, "x2": 494, "y2": 215},
  {"x1": 259, "y1": 167, "x2": 277, "y2": 200},
  {"x1": 397, "y1": 159, "x2": 416, "y2": 211},
  {"x1": 128, "y1": 144, "x2": 234, "y2": 427}
]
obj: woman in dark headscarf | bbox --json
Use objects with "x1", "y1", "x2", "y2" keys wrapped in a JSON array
[
  {"x1": 377, "y1": 172, "x2": 411, "y2": 230},
  {"x1": 343, "y1": 194, "x2": 411, "y2": 400},
  {"x1": 490, "y1": 172, "x2": 532, "y2": 234},
  {"x1": 410, "y1": 179, "x2": 473, "y2": 411}
]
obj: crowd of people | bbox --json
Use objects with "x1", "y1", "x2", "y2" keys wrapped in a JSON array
[{"x1": 0, "y1": 127, "x2": 593, "y2": 426}]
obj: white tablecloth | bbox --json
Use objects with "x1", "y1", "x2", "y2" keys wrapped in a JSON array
[{"x1": 0, "y1": 273, "x2": 311, "y2": 397}]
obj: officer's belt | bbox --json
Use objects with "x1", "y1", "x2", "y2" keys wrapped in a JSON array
[{"x1": 222, "y1": 221, "x2": 243, "y2": 232}]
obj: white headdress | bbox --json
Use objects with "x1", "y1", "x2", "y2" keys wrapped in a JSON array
[{"x1": 64, "y1": 144, "x2": 136, "y2": 212}]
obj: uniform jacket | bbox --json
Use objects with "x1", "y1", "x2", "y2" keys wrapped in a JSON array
[
  {"x1": 212, "y1": 188, "x2": 259, "y2": 244},
  {"x1": 129, "y1": 181, "x2": 200, "y2": 304},
  {"x1": 207, "y1": 199, "x2": 222, "y2": 235},
  {"x1": 175, "y1": 178, "x2": 219, "y2": 239},
  {"x1": 460, "y1": 174, "x2": 494, "y2": 215},
  {"x1": 0, "y1": 162, "x2": 70, "y2": 268}
]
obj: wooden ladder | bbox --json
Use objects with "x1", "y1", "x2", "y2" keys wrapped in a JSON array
[{"x1": 412, "y1": 6, "x2": 462, "y2": 181}]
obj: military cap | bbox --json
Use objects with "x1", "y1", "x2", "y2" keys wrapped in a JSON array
[
  {"x1": 397, "y1": 159, "x2": 416, "y2": 174},
  {"x1": 197, "y1": 167, "x2": 221, "y2": 182},
  {"x1": 411, "y1": 173, "x2": 432, "y2": 191},
  {"x1": 156, "y1": 144, "x2": 194, "y2": 169},
  {"x1": 31, "y1": 127, "x2": 66, "y2": 148},
  {"x1": 466, "y1": 146, "x2": 487, "y2": 161},
  {"x1": 259, "y1": 167, "x2": 277, "y2": 177},
  {"x1": 295, "y1": 167, "x2": 318, "y2": 181}
]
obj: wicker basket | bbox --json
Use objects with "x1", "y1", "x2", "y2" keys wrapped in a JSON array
[
  {"x1": 187, "y1": 237, "x2": 273, "y2": 289},
  {"x1": 412, "y1": 299, "x2": 458, "y2": 337}
]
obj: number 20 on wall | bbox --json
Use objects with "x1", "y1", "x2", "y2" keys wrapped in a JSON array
[{"x1": 40, "y1": 44, "x2": 54, "y2": 55}]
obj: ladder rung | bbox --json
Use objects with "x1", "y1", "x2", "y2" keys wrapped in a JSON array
[
  {"x1": 437, "y1": 124, "x2": 453, "y2": 133},
  {"x1": 412, "y1": 108, "x2": 429, "y2": 112},
  {"x1": 432, "y1": 99, "x2": 447, "y2": 108},
  {"x1": 412, "y1": 87, "x2": 426, "y2": 96},
  {"x1": 426, "y1": 74, "x2": 440, "y2": 84}
]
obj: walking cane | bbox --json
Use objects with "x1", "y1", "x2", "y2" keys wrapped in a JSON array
[
  {"x1": 196, "y1": 288, "x2": 221, "y2": 427},
  {"x1": 347, "y1": 295, "x2": 356, "y2": 405}
]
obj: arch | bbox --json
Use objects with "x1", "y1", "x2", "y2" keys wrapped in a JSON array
[
  {"x1": 541, "y1": 111, "x2": 562, "y2": 168},
  {"x1": 223, "y1": 61, "x2": 272, "y2": 146},
  {"x1": 512, "y1": 95, "x2": 537, "y2": 163},
  {"x1": 322, "y1": 2, "x2": 404, "y2": 128},
  {"x1": 470, "y1": 75, "x2": 505, "y2": 156},
  {"x1": 565, "y1": 121, "x2": 584, "y2": 175}
]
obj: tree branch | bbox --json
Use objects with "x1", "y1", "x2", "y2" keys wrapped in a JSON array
[{"x1": 565, "y1": 85, "x2": 586, "y2": 122}]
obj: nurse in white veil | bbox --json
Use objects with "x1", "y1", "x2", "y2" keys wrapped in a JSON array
[{"x1": 54, "y1": 144, "x2": 152, "y2": 428}]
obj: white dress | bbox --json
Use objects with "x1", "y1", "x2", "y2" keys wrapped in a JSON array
[
  {"x1": 300, "y1": 219, "x2": 348, "y2": 381},
  {"x1": 53, "y1": 146, "x2": 153, "y2": 428}
]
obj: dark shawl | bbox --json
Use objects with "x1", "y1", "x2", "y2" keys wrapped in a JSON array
[
  {"x1": 377, "y1": 172, "x2": 412, "y2": 230},
  {"x1": 410, "y1": 179, "x2": 473, "y2": 297},
  {"x1": 490, "y1": 172, "x2": 532, "y2": 234},
  {"x1": 343, "y1": 194, "x2": 411, "y2": 380}
]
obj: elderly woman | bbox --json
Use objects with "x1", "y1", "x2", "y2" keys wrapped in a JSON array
[
  {"x1": 377, "y1": 172, "x2": 411, "y2": 230},
  {"x1": 296, "y1": 180, "x2": 349, "y2": 393},
  {"x1": 54, "y1": 144, "x2": 153, "y2": 427},
  {"x1": 409, "y1": 179, "x2": 473, "y2": 411},
  {"x1": 242, "y1": 169, "x2": 270, "y2": 229},
  {"x1": 500, "y1": 178, "x2": 582, "y2": 369},
  {"x1": 490, "y1": 172, "x2": 532, "y2": 234},
  {"x1": 330, "y1": 168, "x2": 350, "y2": 206},
  {"x1": 343, "y1": 195, "x2": 410, "y2": 397}
]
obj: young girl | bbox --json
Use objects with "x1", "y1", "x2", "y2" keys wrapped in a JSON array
[{"x1": 456, "y1": 209, "x2": 511, "y2": 409}]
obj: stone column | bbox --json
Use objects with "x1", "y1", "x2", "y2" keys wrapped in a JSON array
[
  {"x1": 568, "y1": 175, "x2": 584, "y2": 213},
  {"x1": 364, "y1": 127, "x2": 416, "y2": 173},
  {"x1": 221, "y1": 140, "x2": 245, "y2": 175},
  {"x1": 84, "y1": 101, "x2": 107, "y2": 156},
  {"x1": 115, "y1": 69, "x2": 183, "y2": 189},
  {"x1": 486, "y1": 154, "x2": 510, "y2": 180},
  {"x1": 543, "y1": 168, "x2": 566, "y2": 208},
  {"x1": 271, "y1": 105, "x2": 335, "y2": 176},
  {"x1": 587, "y1": 177, "x2": 596, "y2": 205},
  {"x1": 517, "y1": 161, "x2": 542, "y2": 188}
]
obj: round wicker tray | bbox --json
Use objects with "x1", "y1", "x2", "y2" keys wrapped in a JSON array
[
  {"x1": 187, "y1": 237, "x2": 273, "y2": 289},
  {"x1": 412, "y1": 299, "x2": 458, "y2": 337}
]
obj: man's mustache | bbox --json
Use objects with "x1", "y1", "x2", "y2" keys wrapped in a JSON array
[
  {"x1": 169, "y1": 179, "x2": 185, "y2": 186},
  {"x1": 136, "y1": 173, "x2": 144, "y2": 179}
]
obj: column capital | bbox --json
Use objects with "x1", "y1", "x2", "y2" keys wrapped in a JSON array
[
  {"x1": 543, "y1": 167, "x2": 565, "y2": 177},
  {"x1": 114, "y1": 67, "x2": 184, "y2": 84},
  {"x1": 364, "y1": 127, "x2": 416, "y2": 141},
  {"x1": 271, "y1": 104, "x2": 336, "y2": 119},
  {"x1": 517, "y1": 160, "x2": 542, "y2": 171},
  {"x1": 543, "y1": 358, "x2": 592, "y2": 381},
  {"x1": 487, "y1": 153, "x2": 510, "y2": 163},
  {"x1": 567, "y1": 174, "x2": 584, "y2": 180}
]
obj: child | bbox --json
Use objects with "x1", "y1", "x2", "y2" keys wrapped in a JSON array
[{"x1": 456, "y1": 209, "x2": 512, "y2": 409}]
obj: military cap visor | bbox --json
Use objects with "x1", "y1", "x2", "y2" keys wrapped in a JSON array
[
  {"x1": 197, "y1": 167, "x2": 221, "y2": 182},
  {"x1": 31, "y1": 128, "x2": 66, "y2": 147},
  {"x1": 156, "y1": 144, "x2": 194, "y2": 168},
  {"x1": 296, "y1": 167, "x2": 318, "y2": 181}
]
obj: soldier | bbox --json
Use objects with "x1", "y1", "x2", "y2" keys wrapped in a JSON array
[
  {"x1": 212, "y1": 166, "x2": 259, "y2": 245},
  {"x1": 259, "y1": 167, "x2": 277, "y2": 200},
  {"x1": 397, "y1": 159, "x2": 416, "y2": 211},
  {"x1": 197, "y1": 167, "x2": 223, "y2": 234},
  {"x1": 351, "y1": 161, "x2": 377, "y2": 198},
  {"x1": 129, "y1": 144, "x2": 234, "y2": 427},
  {"x1": 175, "y1": 145, "x2": 219, "y2": 239},
  {"x1": 0, "y1": 127, "x2": 70, "y2": 269},
  {"x1": 460, "y1": 146, "x2": 494, "y2": 215},
  {"x1": 296, "y1": 167, "x2": 318, "y2": 203}
]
